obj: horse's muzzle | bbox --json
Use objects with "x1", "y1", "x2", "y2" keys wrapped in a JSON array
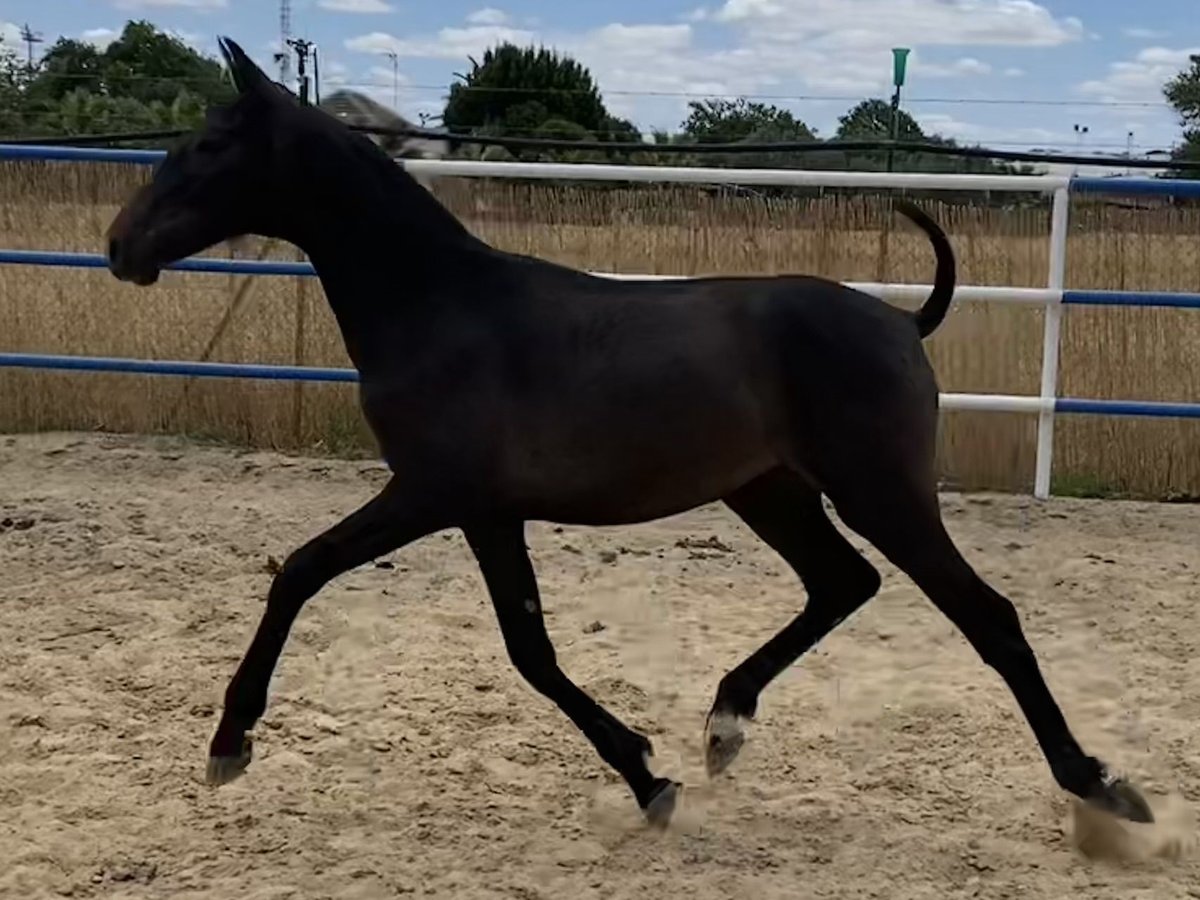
[{"x1": 106, "y1": 236, "x2": 161, "y2": 286}]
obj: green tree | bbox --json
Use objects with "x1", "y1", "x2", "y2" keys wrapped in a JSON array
[
  {"x1": 680, "y1": 98, "x2": 815, "y2": 143},
  {"x1": 443, "y1": 44, "x2": 609, "y2": 136},
  {"x1": 96, "y1": 21, "x2": 231, "y2": 106},
  {"x1": 673, "y1": 97, "x2": 817, "y2": 170},
  {"x1": 23, "y1": 38, "x2": 105, "y2": 103},
  {"x1": 442, "y1": 42, "x2": 641, "y2": 162},
  {"x1": 828, "y1": 98, "x2": 1032, "y2": 178},
  {"x1": 0, "y1": 38, "x2": 25, "y2": 136},
  {"x1": 835, "y1": 98, "x2": 924, "y2": 141},
  {"x1": 599, "y1": 113, "x2": 640, "y2": 144},
  {"x1": 0, "y1": 20, "x2": 233, "y2": 140},
  {"x1": 1164, "y1": 53, "x2": 1200, "y2": 171}
]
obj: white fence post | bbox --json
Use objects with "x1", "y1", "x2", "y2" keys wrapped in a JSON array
[{"x1": 1033, "y1": 186, "x2": 1072, "y2": 499}]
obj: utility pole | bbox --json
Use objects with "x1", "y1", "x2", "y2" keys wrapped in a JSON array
[
  {"x1": 18, "y1": 23, "x2": 42, "y2": 70},
  {"x1": 276, "y1": 0, "x2": 292, "y2": 85},
  {"x1": 311, "y1": 43, "x2": 321, "y2": 105},
  {"x1": 384, "y1": 50, "x2": 399, "y2": 109},
  {"x1": 287, "y1": 37, "x2": 314, "y2": 106}
]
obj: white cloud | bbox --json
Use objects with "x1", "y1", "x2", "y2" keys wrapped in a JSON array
[
  {"x1": 318, "y1": 0, "x2": 395, "y2": 12},
  {"x1": 165, "y1": 28, "x2": 204, "y2": 50},
  {"x1": 346, "y1": 1, "x2": 1081, "y2": 115},
  {"x1": 1078, "y1": 45, "x2": 1200, "y2": 104},
  {"x1": 112, "y1": 0, "x2": 227, "y2": 9},
  {"x1": 588, "y1": 23, "x2": 693, "y2": 53},
  {"x1": 81, "y1": 28, "x2": 120, "y2": 49},
  {"x1": 366, "y1": 64, "x2": 412, "y2": 88},
  {"x1": 346, "y1": 24, "x2": 536, "y2": 58},
  {"x1": 343, "y1": 3, "x2": 1099, "y2": 137},
  {"x1": 916, "y1": 113, "x2": 1058, "y2": 146},
  {"x1": 0, "y1": 20, "x2": 22, "y2": 52},
  {"x1": 1004, "y1": 67, "x2": 1025, "y2": 77},
  {"x1": 466, "y1": 8, "x2": 509, "y2": 26},
  {"x1": 710, "y1": 0, "x2": 1084, "y2": 47},
  {"x1": 73, "y1": 23, "x2": 196, "y2": 51},
  {"x1": 322, "y1": 60, "x2": 350, "y2": 87},
  {"x1": 955, "y1": 57, "x2": 992, "y2": 76},
  {"x1": 1122, "y1": 27, "x2": 1168, "y2": 40},
  {"x1": 918, "y1": 56, "x2": 993, "y2": 78}
]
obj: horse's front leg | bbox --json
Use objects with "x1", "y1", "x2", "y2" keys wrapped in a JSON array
[
  {"x1": 464, "y1": 520, "x2": 681, "y2": 826},
  {"x1": 206, "y1": 474, "x2": 449, "y2": 784}
]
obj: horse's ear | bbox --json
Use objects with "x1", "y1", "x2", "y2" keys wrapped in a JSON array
[{"x1": 218, "y1": 36, "x2": 272, "y2": 95}]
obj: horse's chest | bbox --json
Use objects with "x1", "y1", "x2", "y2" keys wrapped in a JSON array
[{"x1": 357, "y1": 374, "x2": 500, "y2": 464}]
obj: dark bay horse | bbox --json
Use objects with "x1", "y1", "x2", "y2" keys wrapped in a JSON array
[{"x1": 104, "y1": 37, "x2": 1152, "y2": 829}]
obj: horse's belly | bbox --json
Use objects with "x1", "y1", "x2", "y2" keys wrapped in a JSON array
[{"x1": 507, "y1": 409, "x2": 777, "y2": 525}]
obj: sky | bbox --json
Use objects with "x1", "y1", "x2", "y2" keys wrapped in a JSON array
[{"x1": 0, "y1": 0, "x2": 1196, "y2": 159}]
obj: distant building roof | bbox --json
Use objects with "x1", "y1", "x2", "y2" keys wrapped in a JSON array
[{"x1": 317, "y1": 89, "x2": 448, "y2": 160}]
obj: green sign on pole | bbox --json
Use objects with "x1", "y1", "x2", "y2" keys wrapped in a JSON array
[{"x1": 892, "y1": 47, "x2": 911, "y2": 87}]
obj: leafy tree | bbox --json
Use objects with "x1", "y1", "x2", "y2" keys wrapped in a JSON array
[
  {"x1": 23, "y1": 39, "x2": 106, "y2": 103},
  {"x1": 0, "y1": 39, "x2": 24, "y2": 136},
  {"x1": 599, "y1": 113, "x2": 640, "y2": 144},
  {"x1": 96, "y1": 21, "x2": 231, "y2": 106},
  {"x1": 680, "y1": 98, "x2": 815, "y2": 144},
  {"x1": 1164, "y1": 54, "x2": 1200, "y2": 172},
  {"x1": 826, "y1": 98, "x2": 1034, "y2": 178},
  {"x1": 835, "y1": 98, "x2": 924, "y2": 141},
  {"x1": 0, "y1": 20, "x2": 232, "y2": 140},
  {"x1": 443, "y1": 44, "x2": 610, "y2": 137},
  {"x1": 441, "y1": 42, "x2": 641, "y2": 163},
  {"x1": 672, "y1": 98, "x2": 818, "y2": 170}
]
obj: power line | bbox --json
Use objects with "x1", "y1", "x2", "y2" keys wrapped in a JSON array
[
  {"x1": 18, "y1": 23, "x2": 43, "y2": 69},
  {"x1": 333, "y1": 82, "x2": 1180, "y2": 110},
  {"x1": 0, "y1": 107, "x2": 1180, "y2": 152},
  {"x1": 5, "y1": 123, "x2": 1196, "y2": 172},
  {"x1": 3, "y1": 69, "x2": 1180, "y2": 110},
  {"x1": 0, "y1": 109, "x2": 1182, "y2": 154}
]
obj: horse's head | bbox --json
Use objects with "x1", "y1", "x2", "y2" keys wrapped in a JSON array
[{"x1": 106, "y1": 38, "x2": 294, "y2": 286}]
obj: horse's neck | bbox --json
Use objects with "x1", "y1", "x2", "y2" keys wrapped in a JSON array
[
  {"x1": 276, "y1": 137, "x2": 483, "y2": 267},
  {"x1": 263, "y1": 137, "x2": 501, "y2": 370},
  {"x1": 277, "y1": 188, "x2": 497, "y2": 374}
]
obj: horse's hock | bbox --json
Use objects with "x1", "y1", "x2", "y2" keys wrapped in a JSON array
[{"x1": 1, "y1": 431, "x2": 1196, "y2": 897}]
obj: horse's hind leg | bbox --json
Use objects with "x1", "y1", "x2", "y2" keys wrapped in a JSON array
[
  {"x1": 829, "y1": 471, "x2": 1154, "y2": 823},
  {"x1": 706, "y1": 467, "x2": 882, "y2": 776}
]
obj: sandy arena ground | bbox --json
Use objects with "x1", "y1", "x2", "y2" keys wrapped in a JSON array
[{"x1": 1, "y1": 431, "x2": 1198, "y2": 899}]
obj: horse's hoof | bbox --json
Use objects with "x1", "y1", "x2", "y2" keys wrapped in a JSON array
[
  {"x1": 703, "y1": 710, "x2": 746, "y2": 778},
  {"x1": 644, "y1": 779, "x2": 681, "y2": 829},
  {"x1": 206, "y1": 735, "x2": 253, "y2": 786},
  {"x1": 1086, "y1": 774, "x2": 1155, "y2": 824}
]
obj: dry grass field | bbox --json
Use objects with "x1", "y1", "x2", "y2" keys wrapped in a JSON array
[{"x1": 1, "y1": 159, "x2": 1199, "y2": 497}]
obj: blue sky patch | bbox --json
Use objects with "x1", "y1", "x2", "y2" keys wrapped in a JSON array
[{"x1": 0, "y1": 0, "x2": 1194, "y2": 156}]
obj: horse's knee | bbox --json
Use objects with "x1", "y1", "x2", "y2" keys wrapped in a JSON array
[
  {"x1": 802, "y1": 549, "x2": 881, "y2": 618},
  {"x1": 268, "y1": 537, "x2": 347, "y2": 603},
  {"x1": 846, "y1": 555, "x2": 882, "y2": 602}
]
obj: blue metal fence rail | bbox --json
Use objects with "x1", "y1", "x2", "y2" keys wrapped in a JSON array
[
  {"x1": 5, "y1": 249, "x2": 1200, "y2": 309},
  {"x1": 2, "y1": 143, "x2": 1200, "y2": 440},
  {"x1": 0, "y1": 352, "x2": 357, "y2": 382}
]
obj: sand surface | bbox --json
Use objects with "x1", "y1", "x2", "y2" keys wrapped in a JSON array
[{"x1": 1, "y1": 431, "x2": 1197, "y2": 899}]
